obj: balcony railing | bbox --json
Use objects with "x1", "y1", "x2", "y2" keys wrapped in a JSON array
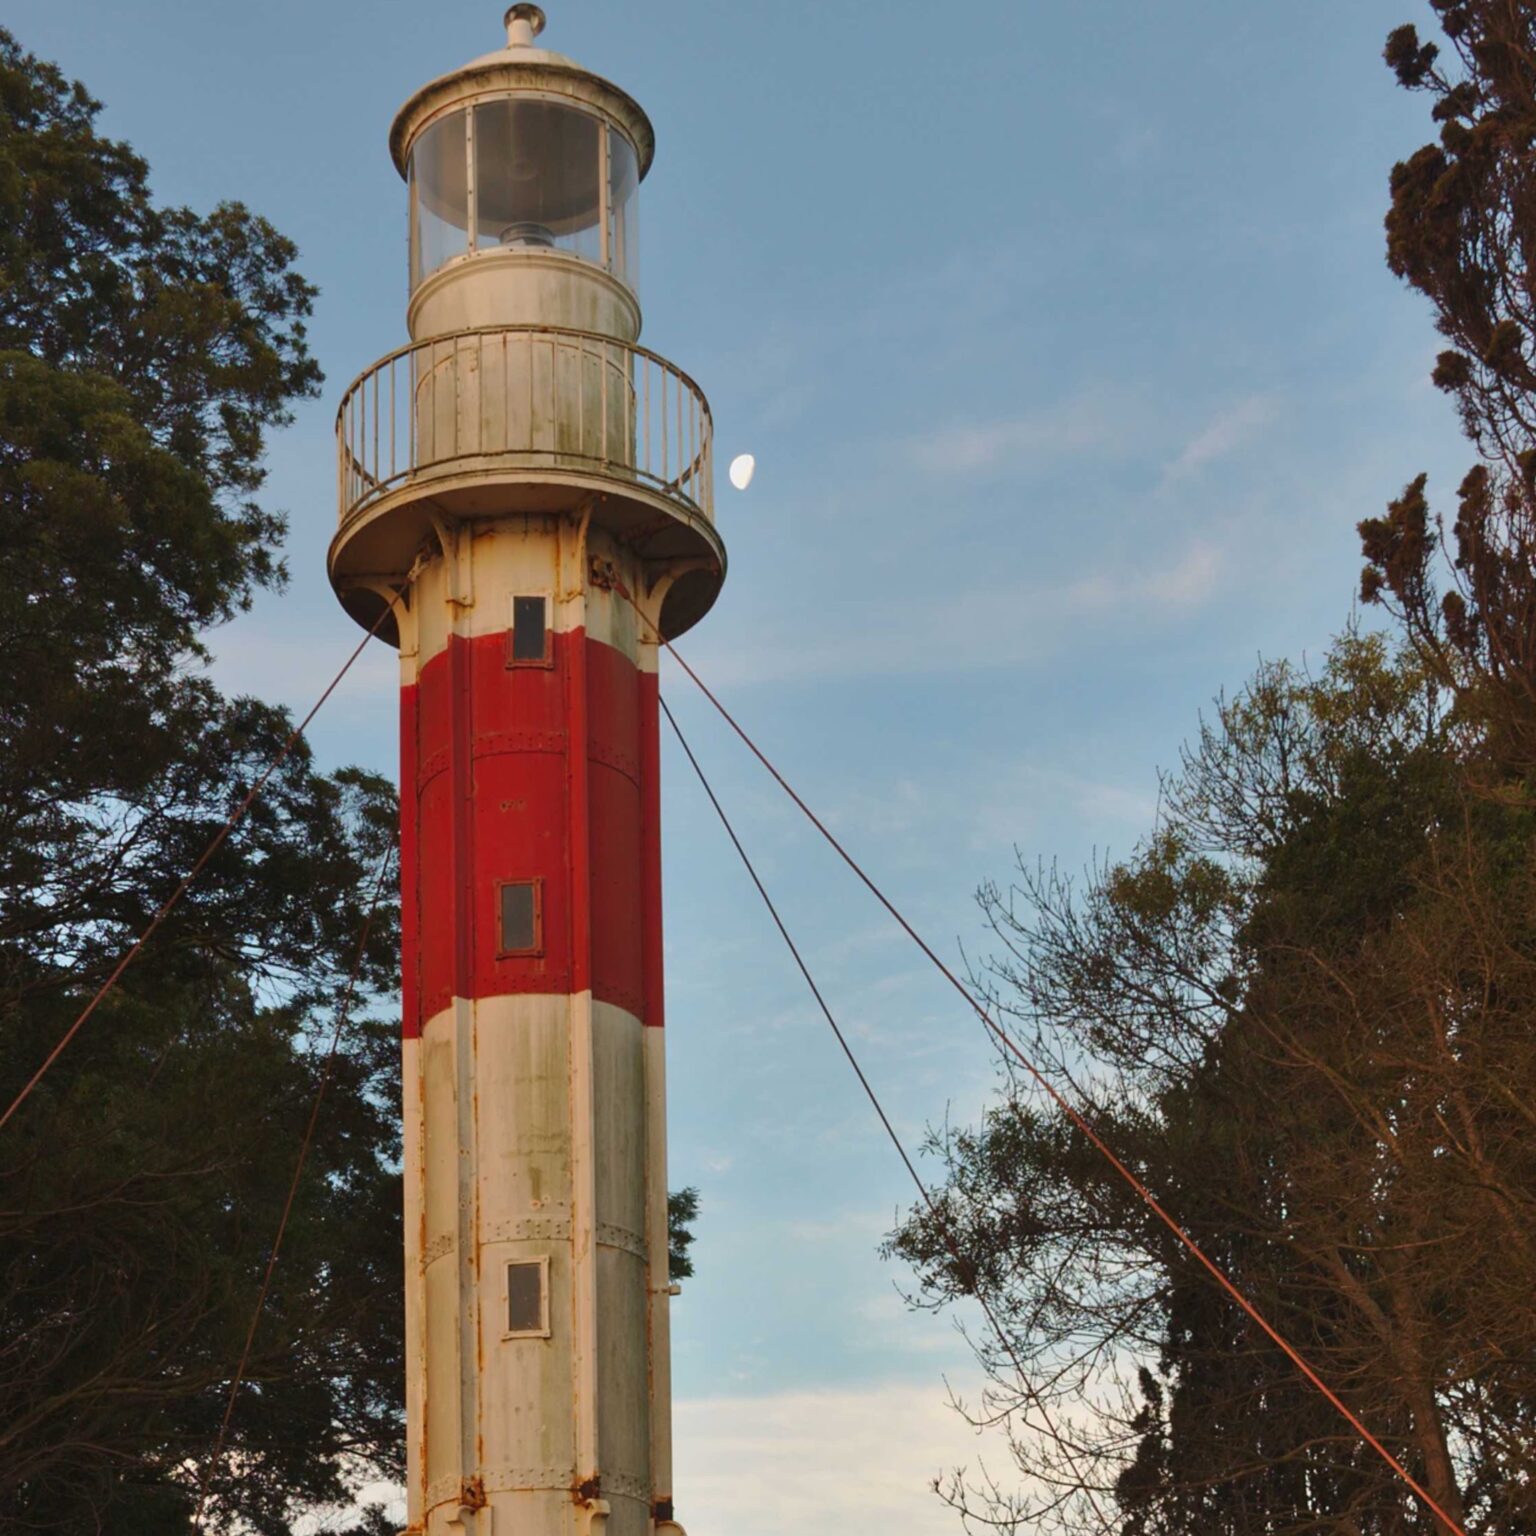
[{"x1": 337, "y1": 325, "x2": 713, "y2": 530}]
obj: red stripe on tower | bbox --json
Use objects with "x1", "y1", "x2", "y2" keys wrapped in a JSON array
[
  {"x1": 405, "y1": 627, "x2": 654, "y2": 1033},
  {"x1": 398, "y1": 680, "x2": 420, "y2": 1036},
  {"x1": 639, "y1": 670, "x2": 665, "y2": 1030}
]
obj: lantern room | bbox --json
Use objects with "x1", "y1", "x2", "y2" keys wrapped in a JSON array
[{"x1": 391, "y1": 4, "x2": 654, "y2": 344}]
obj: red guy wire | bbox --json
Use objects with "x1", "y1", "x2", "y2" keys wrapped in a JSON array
[
  {"x1": 0, "y1": 574, "x2": 413, "y2": 1137},
  {"x1": 191, "y1": 843, "x2": 397, "y2": 1531},
  {"x1": 619, "y1": 580, "x2": 1469, "y2": 1536},
  {"x1": 660, "y1": 694, "x2": 1118, "y2": 1531}
]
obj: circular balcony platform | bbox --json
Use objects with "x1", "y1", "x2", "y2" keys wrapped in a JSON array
[{"x1": 330, "y1": 325, "x2": 725, "y2": 640}]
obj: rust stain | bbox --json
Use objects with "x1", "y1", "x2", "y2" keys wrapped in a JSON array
[
  {"x1": 472, "y1": 1019, "x2": 485, "y2": 1480},
  {"x1": 574, "y1": 1473, "x2": 602, "y2": 1507},
  {"x1": 459, "y1": 1475, "x2": 488, "y2": 1512},
  {"x1": 415, "y1": 1052, "x2": 430, "y2": 1516}
]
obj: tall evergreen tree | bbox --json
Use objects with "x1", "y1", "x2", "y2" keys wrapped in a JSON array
[{"x1": 0, "y1": 29, "x2": 404, "y2": 1533}]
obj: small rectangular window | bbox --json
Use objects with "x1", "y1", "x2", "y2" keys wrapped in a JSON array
[
  {"x1": 505, "y1": 1258, "x2": 549, "y2": 1338},
  {"x1": 498, "y1": 879, "x2": 541, "y2": 956},
  {"x1": 509, "y1": 594, "x2": 551, "y2": 666}
]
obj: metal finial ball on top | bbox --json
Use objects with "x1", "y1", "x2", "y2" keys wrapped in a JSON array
[{"x1": 504, "y1": 3, "x2": 546, "y2": 45}]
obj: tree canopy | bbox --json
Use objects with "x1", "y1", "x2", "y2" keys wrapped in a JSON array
[
  {"x1": 893, "y1": 636, "x2": 1535, "y2": 1532},
  {"x1": 1365, "y1": 0, "x2": 1536, "y2": 778},
  {"x1": 0, "y1": 27, "x2": 403, "y2": 1533},
  {"x1": 891, "y1": 4, "x2": 1536, "y2": 1531}
]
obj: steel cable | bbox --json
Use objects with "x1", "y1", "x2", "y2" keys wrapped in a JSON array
[
  {"x1": 190, "y1": 841, "x2": 397, "y2": 1532},
  {"x1": 620, "y1": 580, "x2": 1470, "y2": 1536},
  {"x1": 660, "y1": 694, "x2": 1118, "y2": 1532},
  {"x1": 0, "y1": 565, "x2": 418, "y2": 1137}
]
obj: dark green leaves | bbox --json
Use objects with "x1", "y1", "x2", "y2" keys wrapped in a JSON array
[
  {"x1": 668, "y1": 1186, "x2": 701, "y2": 1281},
  {"x1": 1384, "y1": 24, "x2": 1439, "y2": 89},
  {"x1": 0, "y1": 27, "x2": 401, "y2": 1536}
]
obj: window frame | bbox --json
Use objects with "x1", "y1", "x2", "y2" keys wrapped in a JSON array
[
  {"x1": 496, "y1": 877, "x2": 544, "y2": 958},
  {"x1": 507, "y1": 591, "x2": 555, "y2": 669},
  {"x1": 408, "y1": 108, "x2": 474, "y2": 288},
  {"x1": 502, "y1": 1255, "x2": 552, "y2": 1340}
]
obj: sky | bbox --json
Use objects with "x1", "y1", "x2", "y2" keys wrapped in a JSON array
[{"x1": 8, "y1": 1, "x2": 1476, "y2": 1530}]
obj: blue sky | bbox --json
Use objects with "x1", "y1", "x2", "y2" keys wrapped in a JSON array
[{"x1": 12, "y1": 1, "x2": 1472, "y2": 1529}]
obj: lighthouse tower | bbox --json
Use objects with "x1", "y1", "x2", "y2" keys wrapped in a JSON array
[{"x1": 329, "y1": 8, "x2": 722, "y2": 1533}]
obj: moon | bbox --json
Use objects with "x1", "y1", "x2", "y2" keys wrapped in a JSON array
[{"x1": 728, "y1": 453, "x2": 756, "y2": 491}]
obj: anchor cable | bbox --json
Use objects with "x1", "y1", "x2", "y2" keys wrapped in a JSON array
[
  {"x1": 190, "y1": 841, "x2": 397, "y2": 1532},
  {"x1": 620, "y1": 582, "x2": 1469, "y2": 1536},
  {"x1": 660, "y1": 694, "x2": 1118, "y2": 1530},
  {"x1": 0, "y1": 570, "x2": 416, "y2": 1137}
]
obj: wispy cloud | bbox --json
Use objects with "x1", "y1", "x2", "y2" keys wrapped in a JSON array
[
  {"x1": 687, "y1": 537, "x2": 1226, "y2": 689},
  {"x1": 205, "y1": 627, "x2": 398, "y2": 718},
  {"x1": 1162, "y1": 394, "x2": 1277, "y2": 485},
  {"x1": 786, "y1": 1209, "x2": 891, "y2": 1244},
  {"x1": 1143, "y1": 538, "x2": 1222, "y2": 606},
  {"x1": 906, "y1": 392, "x2": 1124, "y2": 475},
  {"x1": 820, "y1": 748, "x2": 1157, "y2": 862},
  {"x1": 960, "y1": 757, "x2": 1162, "y2": 858}
]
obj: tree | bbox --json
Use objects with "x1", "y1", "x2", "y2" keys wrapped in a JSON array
[
  {"x1": 668, "y1": 1186, "x2": 701, "y2": 1282},
  {"x1": 1363, "y1": 0, "x2": 1536, "y2": 780},
  {"x1": 892, "y1": 637, "x2": 1536, "y2": 1533},
  {"x1": 0, "y1": 28, "x2": 405, "y2": 1533},
  {"x1": 890, "y1": 5, "x2": 1536, "y2": 1529}
]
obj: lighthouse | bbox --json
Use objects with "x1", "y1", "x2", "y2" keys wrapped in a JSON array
[{"x1": 328, "y1": 8, "x2": 722, "y2": 1533}]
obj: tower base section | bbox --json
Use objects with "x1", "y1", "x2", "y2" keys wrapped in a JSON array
[{"x1": 404, "y1": 995, "x2": 670, "y2": 1536}]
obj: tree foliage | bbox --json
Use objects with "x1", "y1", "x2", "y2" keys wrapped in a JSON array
[
  {"x1": 0, "y1": 28, "x2": 404, "y2": 1533},
  {"x1": 891, "y1": 5, "x2": 1536, "y2": 1531},
  {"x1": 1364, "y1": 0, "x2": 1536, "y2": 778},
  {"x1": 668, "y1": 1186, "x2": 701, "y2": 1282},
  {"x1": 893, "y1": 639, "x2": 1535, "y2": 1533}
]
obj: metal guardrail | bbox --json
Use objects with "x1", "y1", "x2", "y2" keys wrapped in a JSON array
[{"x1": 337, "y1": 325, "x2": 713, "y2": 529}]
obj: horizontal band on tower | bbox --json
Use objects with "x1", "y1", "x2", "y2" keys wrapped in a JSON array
[{"x1": 400, "y1": 628, "x2": 662, "y2": 1033}]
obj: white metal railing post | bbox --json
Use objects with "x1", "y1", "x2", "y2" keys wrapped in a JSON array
[
  {"x1": 600, "y1": 338, "x2": 610, "y2": 467},
  {"x1": 465, "y1": 108, "x2": 478, "y2": 256}
]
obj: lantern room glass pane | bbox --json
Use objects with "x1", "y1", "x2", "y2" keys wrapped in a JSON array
[
  {"x1": 608, "y1": 128, "x2": 640, "y2": 293},
  {"x1": 474, "y1": 99, "x2": 601, "y2": 266},
  {"x1": 410, "y1": 111, "x2": 470, "y2": 287}
]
